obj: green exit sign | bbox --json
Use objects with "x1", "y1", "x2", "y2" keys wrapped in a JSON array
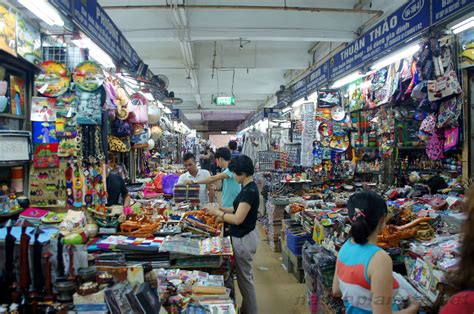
[{"x1": 214, "y1": 96, "x2": 235, "y2": 106}]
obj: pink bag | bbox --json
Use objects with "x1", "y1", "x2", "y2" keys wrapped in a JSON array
[
  {"x1": 419, "y1": 113, "x2": 437, "y2": 134},
  {"x1": 427, "y1": 70, "x2": 462, "y2": 102},
  {"x1": 128, "y1": 93, "x2": 148, "y2": 124},
  {"x1": 444, "y1": 127, "x2": 459, "y2": 151},
  {"x1": 426, "y1": 131, "x2": 444, "y2": 160}
]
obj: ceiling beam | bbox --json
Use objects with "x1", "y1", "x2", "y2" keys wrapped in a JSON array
[
  {"x1": 102, "y1": 4, "x2": 383, "y2": 15},
  {"x1": 172, "y1": 1, "x2": 202, "y2": 108},
  {"x1": 123, "y1": 28, "x2": 356, "y2": 43}
]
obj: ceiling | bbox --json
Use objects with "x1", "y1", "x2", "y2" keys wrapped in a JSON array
[{"x1": 99, "y1": 0, "x2": 406, "y2": 132}]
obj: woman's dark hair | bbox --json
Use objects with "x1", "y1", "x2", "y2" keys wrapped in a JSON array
[
  {"x1": 447, "y1": 187, "x2": 474, "y2": 293},
  {"x1": 215, "y1": 147, "x2": 231, "y2": 161},
  {"x1": 229, "y1": 155, "x2": 254, "y2": 176},
  {"x1": 228, "y1": 140, "x2": 238, "y2": 151},
  {"x1": 183, "y1": 152, "x2": 196, "y2": 162},
  {"x1": 426, "y1": 175, "x2": 448, "y2": 194},
  {"x1": 347, "y1": 190, "x2": 387, "y2": 245}
]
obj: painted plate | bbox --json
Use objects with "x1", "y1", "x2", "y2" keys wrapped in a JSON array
[
  {"x1": 41, "y1": 212, "x2": 66, "y2": 224},
  {"x1": 331, "y1": 106, "x2": 346, "y2": 121},
  {"x1": 73, "y1": 61, "x2": 105, "y2": 92},
  {"x1": 35, "y1": 61, "x2": 70, "y2": 97}
]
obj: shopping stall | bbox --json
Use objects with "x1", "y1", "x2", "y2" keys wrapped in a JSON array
[
  {"x1": 0, "y1": 0, "x2": 237, "y2": 313},
  {"x1": 253, "y1": 1, "x2": 474, "y2": 313}
]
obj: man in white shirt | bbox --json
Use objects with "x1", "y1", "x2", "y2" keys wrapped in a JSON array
[{"x1": 177, "y1": 153, "x2": 215, "y2": 205}]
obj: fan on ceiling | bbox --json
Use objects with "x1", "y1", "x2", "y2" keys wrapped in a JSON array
[
  {"x1": 162, "y1": 91, "x2": 183, "y2": 105},
  {"x1": 152, "y1": 74, "x2": 169, "y2": 91}
]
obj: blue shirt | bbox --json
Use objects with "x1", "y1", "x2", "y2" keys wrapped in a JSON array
[{"x1": 222, "y1": 168, "x2": 241, "y2": 208}]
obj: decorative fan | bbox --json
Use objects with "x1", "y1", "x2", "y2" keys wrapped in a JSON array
[
  {"x1": 152, "y1": 74, "x2": 169, "y2": 91},
  {"x1": 162, "y1": 91, "x2": 183, "y2": 105}
]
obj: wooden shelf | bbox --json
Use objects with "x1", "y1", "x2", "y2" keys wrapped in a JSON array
[
  {"x1": 0, "y1": 113, "x2": 26, "y2": 120},
  {"x1": 397, "y1": 146, "x2": 426, "y2": 150}
]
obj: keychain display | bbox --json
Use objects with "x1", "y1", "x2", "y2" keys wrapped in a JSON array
[{"x1": 29, "y1": 162, "x2": 67, "y2": 207}]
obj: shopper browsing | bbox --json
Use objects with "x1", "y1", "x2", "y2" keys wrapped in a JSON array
[
  {"x1": 177, "y1": 153, "x2": 215, "y2": 205},
  {"x1": 106, "y1": 161, "x2": 130, "y2": 207},
  {"x1": 332, "y1": 191, "x2": 420, "y2": 314},
  {"x1": 206, "y1": 155, "x2": 259, "y2": 314},
  {"x1": 228, "y1": 140, "x2": 240, "y2": 158},
  {"x1": 440, "y1": 187, "x2": 474, "y2": 313},
  {"x1": 185, "y1": 147, "x2": 241, "y2": 209}
]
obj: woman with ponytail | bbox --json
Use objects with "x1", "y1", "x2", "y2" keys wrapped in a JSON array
[{"x1": 332, "y1": 190, "x2": 420, "y2": 313}]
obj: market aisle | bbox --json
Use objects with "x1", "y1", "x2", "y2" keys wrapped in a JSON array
[{"x1": 235, "y1": 224, "x2": 310, "y2": 314}]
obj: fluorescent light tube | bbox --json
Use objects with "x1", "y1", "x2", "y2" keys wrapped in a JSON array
[
  {"x1": 163, "y1": 107, "x2": 172, "y2": 114},
  {"x1": 221, "y1": 131, "x2": 228, "y2": 135},
  {"x1": 451, "y1": 16, "x2": 474, "y2": 34},
  {"x1": 19, "y1": 0, "x2": 64, "y2": 26},
  {"x1": 331, "y1": 71, "x2": 365, "y2": 89},
  {"x1": 72, "y1": 38, "x2": 115, "y2": 68},
  {"x1": 282, "y1": 106, "x2": 292, "y2": 113},
  {"x1": 371, "y1": 44, "x2": 421, "y2": 70}
]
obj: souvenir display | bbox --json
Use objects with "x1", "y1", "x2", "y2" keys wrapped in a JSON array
[
  {"x1": 35, "y1": 61, "x2": 70, "y2": 97},
  {"x1": 0, "y1": 4, "x2": 16, "y2": 56},
  {"x1": 72, "y1": 61, "x2": 105, "y2": 92},
  {"x1": 0, "y1": 2, "x2": 473, "y2": 313}
]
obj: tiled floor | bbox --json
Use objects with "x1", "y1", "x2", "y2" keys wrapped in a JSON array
[{"x1": 235, "y1": 225, "x2": 310, "y2": 314}]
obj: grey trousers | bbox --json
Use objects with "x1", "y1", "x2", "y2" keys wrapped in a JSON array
[{"x1": 232, "y1": 228, "x2": 260, "y2": 314}]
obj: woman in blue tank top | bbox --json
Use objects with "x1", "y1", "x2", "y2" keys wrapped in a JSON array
[{"x1": 332, "y1": 191, "x2": 420, "y2": 314}]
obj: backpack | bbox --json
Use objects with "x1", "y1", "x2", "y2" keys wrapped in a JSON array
[{"x1": 419, "y1": 113, "x2": 437, "y2": 134}]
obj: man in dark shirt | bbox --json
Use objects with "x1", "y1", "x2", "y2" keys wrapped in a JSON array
[
  {"x1": 106, "y1": 162, "x2": 130, "y2": 207},
  {"x1": 228, "y1": 140, "x2": 240, "y2": 159}
]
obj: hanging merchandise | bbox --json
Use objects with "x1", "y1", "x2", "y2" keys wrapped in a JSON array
[
  {"x1": 35, "y1": 61, "x2": 70, "y2": 97},
  {"x1": 318, "y1": 89, "x2": 341, "y2": 107},
  {"x1": 72, "y1": 61, "x2": 105, "y2": 92},
  {"x1": 108, "y1": 135, "x2": 131, "y2": 153},
  {"x1": 148, "y1": 102, "x2": 162, "y2": 124},
  {"x1": 32, "y1": 121, "x2": 57, "y2": 144},
  {"x1": 427, "y1": 70, "x2": 462, "y2": 102},
  {"x1": 56, "y1": 106, "x2": 78, "y2": 138},
  {"x1": 128, "y1": 92, "x2": 148, "y2": 124},
  {"x1": 76, "y1": 88, "x2": 103, "y2": 125},
  {"x1": 131, "y1": 124, "x2": 151, "y2": 149},
  {"x1": 33, "y1": 143, "x2": 60, "y2": 169},
  {"x1": 436, "y1": 97, "x2": 462, "y2": 128},
  {"x1": 443, "y1": 127, "x2": 459, "y2": 152},
  {"x1": 300, "y1": 102, "x2": 316, "y2": 167},
  {"x1": 111, "y1": 118, "x2": 131, "y2": 137},
  {"x1": 31, "y1": 97, "x2": 56, "y2": 122}
]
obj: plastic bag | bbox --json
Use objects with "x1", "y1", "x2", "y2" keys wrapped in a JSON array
[{"x1": 162, "y1": 174, "x2": 179, "y2": 195}]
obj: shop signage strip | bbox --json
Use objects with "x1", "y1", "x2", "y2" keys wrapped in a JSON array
[
  {"x1": 432, "y1": 0, "x2": 473, "y2": 25},
  {"x1": 329, "y1": 0, "x2": 430, "y2": 80},
  {"x1": 290, "y1": 76, "x2": 309, "y2": 102},
  {"x1": 306, "y1": 61, "x2": 329, "y2": 93},
  {"x1": 48, "y1": 0, "x2": 140, "y2": 71}
]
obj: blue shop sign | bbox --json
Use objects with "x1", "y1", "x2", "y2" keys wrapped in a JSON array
[
  {"x1": 329, "y1": 0, "x2": 430, "y2": 81},
  {"x1": 307, "y1": 61, "x2": 329, "y2": 93},
  {"x1": 432, "y1": 0, "x2": 474, "y2": 25},
  {"x1": 290, "y1": 76, "x2": 308, "y2": 102},
  {"x1": 71, "y1": 0, "x2": 139, "y2": 70}
]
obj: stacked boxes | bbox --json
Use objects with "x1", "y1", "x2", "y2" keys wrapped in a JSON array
[
  {"x1": 264, "y1": 198, "x2": 286, "y2": 252},
  {"x1": 302, "y1": 243, "x2": 344, "y2": 314}
]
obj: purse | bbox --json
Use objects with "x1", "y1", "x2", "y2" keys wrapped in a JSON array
[
  {"x1": 427, "y1": 70, "x2": 462, "y2": 102},
  {"x1": 419, "y1": 113, "x2": 437, "y2": 134},
  {"x1": 108, "y1": 135, "x2": 131, "y2": 153},
  {"x1": 426, "y1": 131, "x2": 444, "y2": 160},
  {"x1": 128, "y1": 93, "x2": 148, "y2": 124},
  {"x1": 437, "y1": 97, "x2": 462, "y2": 128}
]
